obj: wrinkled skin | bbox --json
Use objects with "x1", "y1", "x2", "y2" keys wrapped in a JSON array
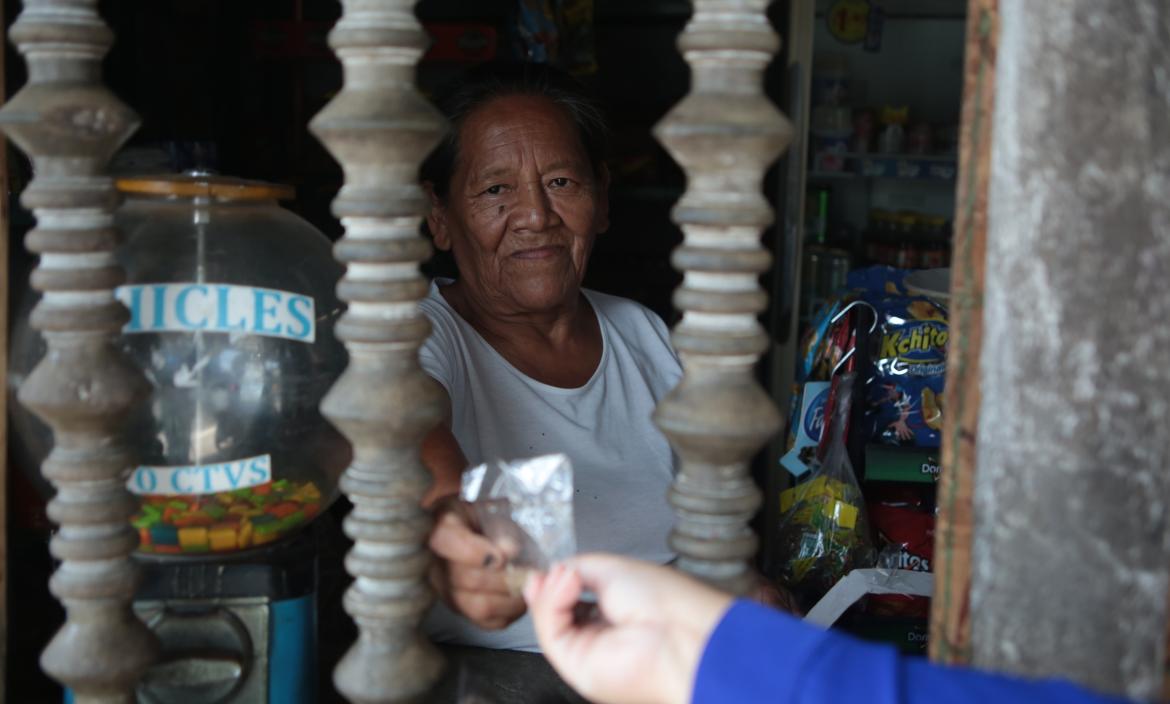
[{"x1": 427, "y1": 93, "x2": 609, "y2": 324}]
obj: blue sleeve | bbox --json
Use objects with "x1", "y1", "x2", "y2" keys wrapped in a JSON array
[{"x1": 692, "y1": 600, "x2": 1131, "y2": 704}]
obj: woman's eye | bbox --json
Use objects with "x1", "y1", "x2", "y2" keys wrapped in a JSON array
[
  {"x1": 549, "y1": 177, "x2": 571, "y2": 189},
  {"x1": 482, "y1": 184, "x2": 505, "y2": 196}
]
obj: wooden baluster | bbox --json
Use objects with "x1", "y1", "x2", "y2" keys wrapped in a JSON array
[
  {"x1": 309, "y1": 1, "x2": 447, "y2": 701},
  {"x1": 0, "y1": 1, "x2": 155, "y2": 701},
  {"x1": 930, "y1": 0, "x2": 997, "y2": 667},
  {"x1": 653, "y1": 1, "x2": 793, "y2": 594}
]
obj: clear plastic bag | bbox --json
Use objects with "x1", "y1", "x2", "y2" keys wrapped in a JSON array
[
  {"x1": 461, "y1": 453, "x2": 577, "y2": 590},
  {"x1": 775, "y1": 373, "x2": 876, "y2": 609}
]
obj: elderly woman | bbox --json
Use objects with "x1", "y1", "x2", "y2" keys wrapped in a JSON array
[{"x1": 416, "y1": 65, "x2": 682, "y2": 657}]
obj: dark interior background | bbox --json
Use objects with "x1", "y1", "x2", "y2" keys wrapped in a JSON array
[
  {"x1": 4, "y1": 0, "x2": 791, "y2": 319},
  {"x1": 4, "y1": 1, "x2": 792, "y2": 700}
]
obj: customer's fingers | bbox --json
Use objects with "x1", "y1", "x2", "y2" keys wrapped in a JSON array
[
  {"x1": 528, "y1": 564, "x2": 584, "y2": 654},
  {"x1": 545, "y1": 563, "x2": 585, "y2": 614},
  {"x1": 567, "y1": 553, "x2": 658, "y2": 594},
  {"x1": 567, "y1": 553, "x2": 733, "y2": 629},
  {"x1": 522, "y1": 570, "x2": 546, "y2": 607},
  {"x1": 564, "y1": 553, "x2": 659, "y2": 621}
]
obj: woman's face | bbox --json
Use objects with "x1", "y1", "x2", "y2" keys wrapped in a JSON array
[{"x1": 427, "y1": 94, "x2": 609, "y2": 316}]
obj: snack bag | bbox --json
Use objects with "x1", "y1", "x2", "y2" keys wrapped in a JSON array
[
  {"x1": 512, "y1": 0, "x2": 596, "y2": 75},
  {"x1": 784, "y1": 295, "x2": 873, "y2": 479},
  {"x1": 462, "y1": 453, "x2": 576, "y2": 590},
  {"x1": 556, "y1": 0, "x2": 597, "y2": 75},
  {"x1": 798, "y1": 297, "x2": 844, "y2": 382},
  {"x1": 868, "y1": 295, "x2": 948, "y2": 447},
  {"x1": 776, "y1": 373, "x2": 876, "y2": 608},
  {"x1": 846, "y1": 265, "x2": 909, "y2": 297},
  {"x1": 513, "y1": 0, "x2": 560, "y2": 64},
  {"x1": 780, "y1": 381, "x2": 831, "y2": 479},
  {"x1": 868, "y1": 488, "x2": 935, "y2": 618}
]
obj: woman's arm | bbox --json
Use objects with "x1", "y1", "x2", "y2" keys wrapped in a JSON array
[
  {"x1": 420, "y1": 420, "x2": 466, "y2": 509},
  {"x1": 419, "y1": 391, "x2": 528, "y2": 630}
]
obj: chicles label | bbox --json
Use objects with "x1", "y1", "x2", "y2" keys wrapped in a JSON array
[
  {"x1": 128, "y1": 454, "x2": 272, "y2": 496},
  {"x1": 116, "y1": 282, "x2": 316, "y2": 342}
]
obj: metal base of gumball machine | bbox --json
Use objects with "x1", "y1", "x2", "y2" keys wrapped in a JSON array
[{"x1": 64, "y1": 527, "x2": 319, "y2": 704}]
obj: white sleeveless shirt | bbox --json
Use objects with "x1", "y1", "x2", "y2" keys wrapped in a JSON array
[{"x1": 418, "y1": 280, "x2": 681, "y2": 651}]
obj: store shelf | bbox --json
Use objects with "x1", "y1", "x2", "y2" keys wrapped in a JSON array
[
  {"x1": 811, "y1": 153, "x2": 958, "y2": 182},
  {"x1": 864, "y1": 445, "x2": 940, "y2": 484},
  {"x1": 855, "y1": 153, "x2": 957, "y2": 180},
  {"x1": 808, "y1": 170, "x2": 859, "y2": 181}
]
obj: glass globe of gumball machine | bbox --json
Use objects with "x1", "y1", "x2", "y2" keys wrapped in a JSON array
[{"x1": 8, "y1": 173, "x2": 350, "y2": 703}]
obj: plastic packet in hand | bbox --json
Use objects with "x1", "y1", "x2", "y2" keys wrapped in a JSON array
[{"x1": 461, "y1": 453, "x2": 577, "y2": 591}]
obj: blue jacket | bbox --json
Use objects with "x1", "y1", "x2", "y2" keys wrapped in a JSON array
[{"x1": 693, "y1": 600, "x2": 1131, "y2": 704}]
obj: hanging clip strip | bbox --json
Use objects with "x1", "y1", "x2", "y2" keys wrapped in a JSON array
[{"x1": 829, "y1": 299, "x2": 879, "y2": 333}]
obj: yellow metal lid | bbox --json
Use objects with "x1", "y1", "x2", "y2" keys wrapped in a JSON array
[{"x1": 116, "y1": 172, "x2": 295, "y2": 201}]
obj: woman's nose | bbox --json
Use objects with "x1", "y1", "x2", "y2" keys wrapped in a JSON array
[{"x1": 514, "y1": 181, "x2": 560, "y2": 230}]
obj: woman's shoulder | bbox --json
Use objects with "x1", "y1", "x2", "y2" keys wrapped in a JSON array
[
  {"x1": 585, "y1": 286, "x2": 669, "y2": 322},
  {"x1": 419, "y1": 279, "x2": 461, "y2": 327},
  {"x1": 418, "y1": 279, "x2": 471, "y2": 355},
  {"x1": 583, "y1": 289, "x2": 674, "y2": 351}
]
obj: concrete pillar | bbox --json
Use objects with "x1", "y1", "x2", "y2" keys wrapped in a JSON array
[{"x1": 973, "y1": 1, "x2": 1170, "y2": 698}]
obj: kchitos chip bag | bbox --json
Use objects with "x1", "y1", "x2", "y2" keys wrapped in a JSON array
[{"x1": 868, "y1": 295, "x2": 948, "y2": 447}]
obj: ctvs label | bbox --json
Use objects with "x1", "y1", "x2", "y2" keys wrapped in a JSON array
[
  {"x1": 128, "y1": 454, "x2": 272, "y2": 496},
  {"x1": 116, "y1": 282, "x2": 316, "y2": 342}
]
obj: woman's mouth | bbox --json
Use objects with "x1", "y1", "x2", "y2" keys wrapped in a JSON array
[{"x1": 512, "y1": 245, "x2": 563, "y2": 260}]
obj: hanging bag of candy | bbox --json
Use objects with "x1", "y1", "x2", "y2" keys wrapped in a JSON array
[{"x1": 775, "y1": 372, "x2": 876, "y2": 610}]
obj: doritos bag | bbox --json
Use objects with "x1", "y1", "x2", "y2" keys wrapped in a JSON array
[{"x1": 868, "y1": 489, "x2": 935, "y2": 618}]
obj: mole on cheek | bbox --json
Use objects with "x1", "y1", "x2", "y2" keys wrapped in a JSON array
[{"x1": 498, "y1": 205, "x2": 505, "y2": 216}]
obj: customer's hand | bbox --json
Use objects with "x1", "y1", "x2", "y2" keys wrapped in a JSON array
[
  {"x1": 428, "y1": 498, "x2": 527, "y2": 630},
  {"x1": 524, "y1": 554, "x2": 733, "y2": 704}
]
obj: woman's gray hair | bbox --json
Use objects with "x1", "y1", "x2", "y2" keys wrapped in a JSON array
[{"x1": 420, "y1": 63, "x2": 609, "y2": 200}]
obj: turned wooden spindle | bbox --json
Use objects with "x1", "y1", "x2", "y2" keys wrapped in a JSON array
[
  {"x1": 0, "y1": 1, "x2": 156, "y2": 701},
  {"x1": 653, "y1": 0, "x2": 794, "y2": 595},
  {"x1": 309, "y1": 1, "x2": 448, "y2": 701}
]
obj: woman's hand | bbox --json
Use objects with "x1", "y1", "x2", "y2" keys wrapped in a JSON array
[
  {"x1": 749, "y1": 572, "x2": 803, "y2": 614},
  {"x1": 421, "y1": 417, "x2": 525, "y2": 630},
  {"x1": 428, "y1": 498, "x2": 527, "y2": 630},
  {"x1": 524, "y1": 554, "x2": 734, "y2": 704}
]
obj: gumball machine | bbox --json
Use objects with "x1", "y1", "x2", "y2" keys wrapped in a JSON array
[{"x1": 8, "y1": 173, "x2": 350, "y2": 703}]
